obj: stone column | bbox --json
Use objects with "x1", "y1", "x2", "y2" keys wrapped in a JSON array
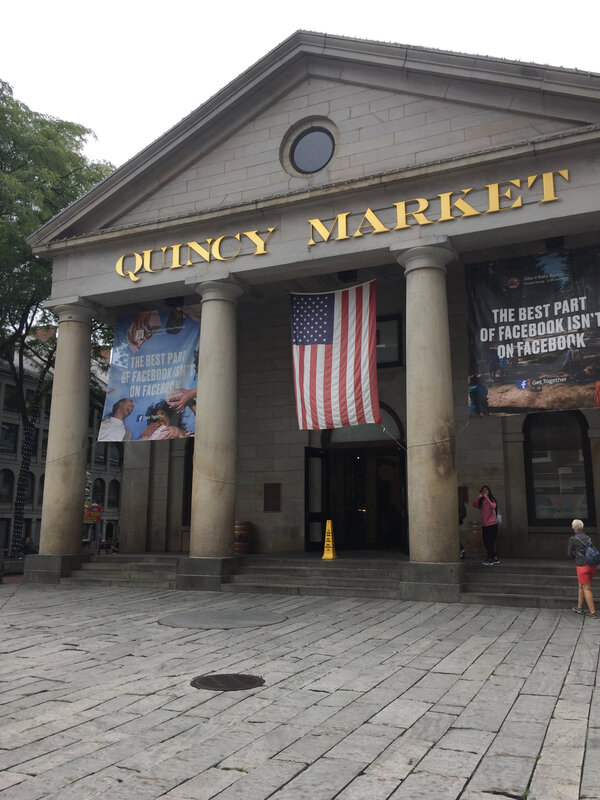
[
  {"x1": 26, "y1": 302, "x2": 94, "y2": 582},
  {"x1": 119, "y1": 442, "x2": 150, "y2": 553},
  {"x1": 166, "y1": 439, "x2": 187, "y2": 552},
  {"x1": 393, "y1": 244, "x2": 459, "y2": 563},
  {"x1": 502, "y1": 416, "x2": 529, "y2": 558},
  {"x1": 189, "y1": 280, "x2": 243, "y2": 560}
]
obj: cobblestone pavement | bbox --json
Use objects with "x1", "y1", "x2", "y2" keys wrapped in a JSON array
[{"x1": 1, "y1": 582, "x2": 599, "y2": 800}]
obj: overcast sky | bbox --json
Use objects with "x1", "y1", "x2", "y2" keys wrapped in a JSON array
[{"x1": 3, "y1": 0, "x2": 599, "y2": 168}]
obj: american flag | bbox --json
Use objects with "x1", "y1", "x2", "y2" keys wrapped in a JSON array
[{"x1": 290, "y1": 280, "x2": 381, "y2": 430}]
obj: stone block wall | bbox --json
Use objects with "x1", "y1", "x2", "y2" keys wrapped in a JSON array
[{"x1": 236, "y1": 296, "x2": 308, "y2": 552}]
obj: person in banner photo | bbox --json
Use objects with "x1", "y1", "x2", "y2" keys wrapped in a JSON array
[
  {"x1": 468, "y1": 375, "x2": 489, "y2": 418},
  {"x1": 100, "y1": 305, "x2": 201, "y2": 442},
  {"x1": 465, "y1": 248, "x2": 600, "y2": 416},
  {"x1": 98, "y1": 398, "x2": 135, "y2": 441},
  {"x1": 139, "y1": 400, "x2": 192, "y2": 440}
]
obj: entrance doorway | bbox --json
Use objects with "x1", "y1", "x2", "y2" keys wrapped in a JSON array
[
  {"x1": 304, "y1": 405, "x2": 407, "y2": 552},
  {"x1": 327, "y1": 448, "x2": 407, "y2": 551}
]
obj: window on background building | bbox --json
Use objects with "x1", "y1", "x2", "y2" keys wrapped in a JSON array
[
  {"x1": 0, "y1": 519, "x2": 10, "y2": 553},
  {"x1": 524, "y1": 411, "x2": 595, "y2": 526},
  {"x1": 41, "y1": 433, "x2": 48, "y2": 459},
  {"x1": 88, "y1": 406, "x2": 96, "y2": 429},
  {"x1": 94, "y1": 442, "x2": 106, "y2": 465},
  {"x1": 37, "y1": 474, "x2": 44, "y2": 506},
  {"x1": 0, "y1": 469, "x2": 14, "y2": 504},
  {"x1": 0, "y1": 423, "x2": 18, "y2": 454},
  {"x1": 26, "y1": 428, "x2": 39, "y2": 460},
  {"x1": 92, "y1": 478, "x2": 105, "y2": 506},
  {"x1": 44, "y1": 394, "x2": 51, "y2": 418},
  {"x1": 109, "y1": 443, "x2": 122, "y2": 467},
  {"x1": 87, "y1": 438, "x2": 93, "y2": 464},
  {"x1": 3, "y1": 384, "x2": 19, "y2": 414},
  {"x1": 107, "y1": 480, "x2": 120, "y2": 509},
  {"x1": 24, "y1": 472, "x2": 35, "y2": 505}
]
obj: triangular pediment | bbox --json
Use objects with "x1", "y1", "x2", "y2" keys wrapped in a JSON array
[{"x1": 29, "y1": 31, "x2": 600, "y2": 250}]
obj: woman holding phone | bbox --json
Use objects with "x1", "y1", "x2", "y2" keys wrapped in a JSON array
[{"x1": 473, "y1": 485, "x2": 499, "y2": 565}]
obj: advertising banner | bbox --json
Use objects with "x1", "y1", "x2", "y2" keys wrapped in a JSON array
[
  {"x1": 466, "y1": 248, "x2": 600, "y2": 416},
  {"x1": 83, "y1": 503, "x2": 102, "y2": 523},
  {"x1": 99, "y1": 305, "x2": 201, "y2": 441}
]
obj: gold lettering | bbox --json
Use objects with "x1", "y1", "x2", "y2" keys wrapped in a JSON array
[
  {"x1": 116, "y1": 252, "x2": 143, "y2": 282},
  {"x1": 212, "y1": 233, "x2": 241, "y2": 261},
  {"x1": 185, "y1": 240, "x2": 213, "y2": 265},
  {"x1": 142, "y1": 249, "x2": 158, "y2": 273},
  {"x1": 486, "y1": 180, "x2": 523, "y2": 213},
  {"x1": 242, "y1": 228, "x2": 276, "y2": 255},
  {"x1": 438, "y1": 189, "x2": 480, "y2": 221},
  {"x1": 161, "y1": 244, "x2": 186, "y2": 270},
  {"x1": 393, "y1": 198, "x2": 432, "y2": 229},
  {"x1": 307, "y1": 213, "x2": 350, "y2": 246},
  {"x1": 527, "y1": 169, "x2": 569, "y2": 202},
  {"x1": 352, "y1": 208, "x2": 391, "y2": 237}
]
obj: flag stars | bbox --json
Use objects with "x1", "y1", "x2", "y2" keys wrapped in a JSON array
[{"x1": 291, "y1": 293, "x2": 334, "y2": 345}]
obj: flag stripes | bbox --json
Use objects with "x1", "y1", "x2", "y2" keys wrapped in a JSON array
[{"x1": 290, "y1": 280, "x2": 381, "y2": 430}]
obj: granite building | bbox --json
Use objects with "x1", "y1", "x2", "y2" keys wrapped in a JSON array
[{"x1": 24, "y1": 32, "x2": 600, "y2": 599}]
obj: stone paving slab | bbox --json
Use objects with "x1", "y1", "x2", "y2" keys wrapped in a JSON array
[{"x1": 0, "y1": 582, "x2": 599, "y2": 799}]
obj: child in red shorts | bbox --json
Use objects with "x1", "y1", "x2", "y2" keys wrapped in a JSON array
[{"x1": 567, "y1": 519, "x2": 598, "y2": 618}]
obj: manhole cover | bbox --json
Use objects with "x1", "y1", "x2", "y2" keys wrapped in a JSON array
[
  {"x1": 190, "y1": 673, "x2": 265, "y2": 691},
  {"x1": 159, "y1": 609, "x2": 287, "y2": 629}
]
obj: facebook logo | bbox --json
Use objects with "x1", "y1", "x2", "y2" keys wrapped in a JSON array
[{"x1": 516, "y1": 380, "x2": 528, "y2": 390}]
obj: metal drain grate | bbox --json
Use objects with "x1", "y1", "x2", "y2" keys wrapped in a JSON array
[{"x1": 190, "y1": 673, "x2": 265, "y2": 691}]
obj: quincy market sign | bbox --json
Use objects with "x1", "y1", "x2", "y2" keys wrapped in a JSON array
[{"x1": 115, "y1": 169, "x2": 570, "y2": 283}]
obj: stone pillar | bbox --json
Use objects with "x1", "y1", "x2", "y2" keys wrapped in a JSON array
[
  {"x1": 393, "y1": 244, "x2": 459, "y2": 563},
  {"x1": 25, "y1": 303, "x2": 94, "y2": 583},
  {"x1": 188, "y1": 280, "x2": 243, "y2": 559},
  {"x1": 502, "y1": 416, "x2": 530, "y2": 558},
  {"x1": 584, "y1": 410, "x2": 600, "y2": 536},
  {"x1": 166, "y1": 439, "x2": 187, "y2": 552}
]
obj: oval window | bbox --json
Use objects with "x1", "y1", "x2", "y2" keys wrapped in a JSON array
[{"x1": 290, "y1": 128, "x2": 335, "y2": 174}]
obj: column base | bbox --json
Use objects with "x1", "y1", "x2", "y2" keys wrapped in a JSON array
[
  {"x1": 399, "y1": 561, "x2": 466, "y2": 603},
  {"x1": 23, "y1": 554, "x2": 85, "y2": 584},
  {"x1": 176, "y1": 556, "x2": 243, "y2": 591}
]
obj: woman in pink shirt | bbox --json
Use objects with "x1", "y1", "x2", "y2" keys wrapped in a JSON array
[{"x1": 473, "y1": 485, "x2": 499, "y2": 565}]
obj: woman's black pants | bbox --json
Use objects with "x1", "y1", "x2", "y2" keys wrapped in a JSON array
[{"x1": 482, "y1": 524, "x2": 498, "y2": 560}]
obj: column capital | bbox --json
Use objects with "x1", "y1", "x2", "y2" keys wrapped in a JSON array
[
  {"x1": 392, "y1": 243, "x2": 456, "y2": 275},
  {"x1": 44, "y1": 297, "x2": 103, "y2": 324},
  {"x1": 193, "y1": 279, "x2": 244, "y2": 304}
]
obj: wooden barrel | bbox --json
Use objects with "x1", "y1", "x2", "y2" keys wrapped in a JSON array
[{"x1": 234, "y1": 521, "x2": 252, "y2": 555}]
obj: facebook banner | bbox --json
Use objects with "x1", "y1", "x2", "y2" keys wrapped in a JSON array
[
  {"x1": 466, "y1": 247, "x2": 600, "y2": 416},
  {"x1": 99, "y1": 305, "x2": 201, "y2": 441}
]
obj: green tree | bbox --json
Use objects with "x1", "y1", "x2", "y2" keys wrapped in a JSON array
[{"x1": 0, "y1": 80, "x2": 114, "y2": 556}]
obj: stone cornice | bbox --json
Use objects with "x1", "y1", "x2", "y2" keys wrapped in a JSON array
[
  {"x1": 27, "y1": 32, "x2": 600, "y2": 254},
  {"x1": 31, "y1": 124, "x2": 600, "y2": 257}
]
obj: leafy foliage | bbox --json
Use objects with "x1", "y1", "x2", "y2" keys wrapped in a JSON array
[{"x1": 0, "y1": 80, "x2": 114, "y2": 553}]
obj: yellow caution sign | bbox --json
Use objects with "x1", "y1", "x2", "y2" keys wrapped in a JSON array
[{"x1": 322, "y1": 519, "x2": 337, "y2": 560}]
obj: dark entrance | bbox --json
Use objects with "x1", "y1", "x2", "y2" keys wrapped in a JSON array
[
  {"x1": 326, "y1": 448, "x2": 407, "y2": 551},
  {"x1": 304, "y1": 405, "x2": 408, "y2": 552}
]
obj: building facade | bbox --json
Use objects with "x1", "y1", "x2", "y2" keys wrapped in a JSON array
[
  {"x1": 23, "y1": 32, "x2": 600, "y2": 598},
  {"x1": 0, "y1": 367, "x2": 123, "y2": 556}
]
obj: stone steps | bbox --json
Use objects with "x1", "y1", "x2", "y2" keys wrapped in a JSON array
[
  {"x1": 60, "y1": 556, "x2": 179, "y2": 589},
  {"x1": 223, "y1": 556, "x2": 578, "y2": 608},
  {"x1": 56, "y1": 553, "x2": 580, "y2": 609},
  {"x1": 222, "y1": 555, "x2": 408, "y2": 599},
  {"x1": 459, "y1": 592, "x2": 574, "y2": 609},
  {"x1": 460, "y1": 561, "x2": 576, "y2": 609},
  {"x1": 221, "y1": 582, "x2": 403, "y2": 599}
]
